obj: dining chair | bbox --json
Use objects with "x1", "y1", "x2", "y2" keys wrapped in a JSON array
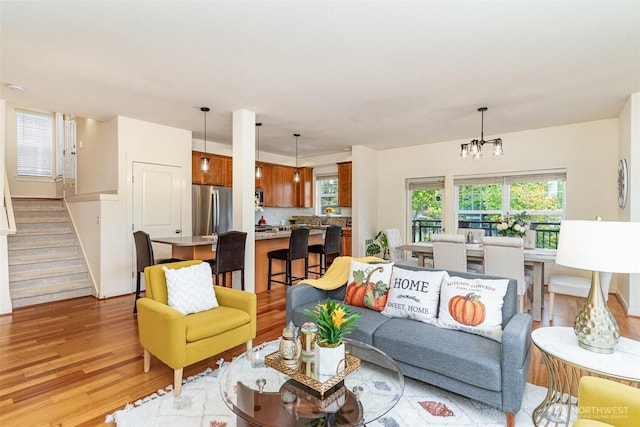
[
  {"x1": 455, "y1": 228, "x2": 485, "y2": 272},
  {"x1": 308, "y1": 225, "x2": 342, "y2": 277},
  {"x1": 384, "y1": 228, "x2": 421, "y2": 267},
  {"x1": 482, "y1": 236, "x2": 533, "y2": 313},
  {"x1": 268, "y1": 227, "x2": 310, "y2": 291},
  {"x1": 132, "y1": 230, "x2": 182, "y2": 314},
  {"x1": 548, "y1": 270, "x2": 612, "y2": 321},
  {"x1": 205, "y1": 230, "x2": 248, "y2": 290},
  {"x1": 431, "y1": 233, "x2": 483, "y2": 273}
]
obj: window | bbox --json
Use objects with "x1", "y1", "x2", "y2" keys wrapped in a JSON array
[
  {"x1": 455, "y1": 171, "x2": 566, "y2": 248},
  {"x1": 316, "y1": 175, "x2": 339, "y2": 214},
  {"x1": 407, "y1": 177, "x2": 444, "y2": 242},
  {"x1": 16, "y1": 110, "x2": 54, "y2": 178}
]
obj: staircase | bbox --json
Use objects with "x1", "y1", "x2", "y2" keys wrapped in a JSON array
[{"x1": 7, "y1": 198, "x2": 94, "y2": 308}]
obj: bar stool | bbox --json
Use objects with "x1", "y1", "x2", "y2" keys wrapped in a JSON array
[
  {"x1": 206, "y1": 230, "x2": 247, "y2": 290},
  {"x1": 308, "y1": 225, "x2": 342, "y2": 277},
  {"x1": 267, "y1": 227, "x2": 310, "y2": 292},
  {"x1": 132, "y1": 230, "x2": 182, "y2": 314}
]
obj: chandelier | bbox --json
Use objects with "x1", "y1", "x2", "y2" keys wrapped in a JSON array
[{"x1": 460, "y1": 107, "x2": 503, "y2": 159}]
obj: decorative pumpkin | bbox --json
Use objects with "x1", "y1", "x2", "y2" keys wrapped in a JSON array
[{"x1": 448, "y1": 293, "x2": 486, "y2": 326}]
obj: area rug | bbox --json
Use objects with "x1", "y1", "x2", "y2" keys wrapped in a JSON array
[{"x1": 107, "y1": 356, "x2": 548, "y2": 427}]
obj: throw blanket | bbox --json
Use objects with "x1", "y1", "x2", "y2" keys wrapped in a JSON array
[{"x1": 299, "y1": 256, "x2": 385, "y2": 290}]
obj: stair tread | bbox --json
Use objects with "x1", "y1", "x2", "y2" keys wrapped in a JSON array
[
  {"x1": 10, "y1": 265, "x2": 89, "y2": 282},
  {"x1": 8, "y1": 239, "x2": 79, "y2": 250},
  {"x1": 9, "y1": 253, "x2": 84, "y2": 266},
  {"x1": 10, "y1": 280, "x2": 94, "y2": 299}
]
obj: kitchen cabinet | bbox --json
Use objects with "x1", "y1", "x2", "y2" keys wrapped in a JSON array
[
  {"x1": 296, "y1": 167, "x2": 314, "y2": 208},
  {"x1": 271, "y1": 165, "x2": 296, "y2": 207},
  {"x1": 191, "y1": 151, "x2": 229, "y2": 187},
  {"x1": 224, "y1": 156, "x2": 233, "y2": 187},
  {"x1": 338, "y1": 161, "x2": 352, "y2": 207},
  {"x1": 255, "y1": 162, "x2": 273, "y2": 206},
  {"x1": 341, "y1": 228, "x2": 352, "y2": 256}
]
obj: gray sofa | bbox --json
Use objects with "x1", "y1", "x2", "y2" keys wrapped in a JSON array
[{"x1": 286, "y1": 264, "x2": 533, "y2": 427}]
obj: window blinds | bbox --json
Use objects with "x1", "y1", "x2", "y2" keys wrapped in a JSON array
[
  {"x1": 407, "y1": 176, "x2": 445, "y2": 190},
  {"x1": 17, "y1": 111, "x2": 53, "y2": 177},
  {"x1": 454, "y1": 170, "x2": 566, "y2": 186}
]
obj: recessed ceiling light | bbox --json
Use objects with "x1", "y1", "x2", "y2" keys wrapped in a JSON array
[{"x1": 7, "y1": 83, "x2": 25, "y2": 92}]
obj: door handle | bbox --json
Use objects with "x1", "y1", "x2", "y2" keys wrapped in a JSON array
[{"x1": 175, "y1": 229, "x2": 182, "y2": 234}]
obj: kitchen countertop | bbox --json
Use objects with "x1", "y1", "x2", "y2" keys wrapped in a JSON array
[{"x1": 255, "y1": 229, "x2": 324, "y2": 240}]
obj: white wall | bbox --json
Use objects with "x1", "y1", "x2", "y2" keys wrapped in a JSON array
[
  {"x1": 352, "y1": 145, "x2": 380, "y2": 256},
  {"x1": 75, "y1": 117, "x2": 117, "y2": 194},
  {"x1": 374, "y1": 118, "x2": 619, "y2": 233},
  {"x1": 617, "y1": 93, "x2": 640, "y2": 315}
]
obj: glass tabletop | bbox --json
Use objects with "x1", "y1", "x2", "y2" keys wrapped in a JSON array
[{"x1": 219, "y1": 338, "x2": 404, "y2": 427}]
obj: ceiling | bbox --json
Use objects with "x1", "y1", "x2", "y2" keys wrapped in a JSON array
[{"x1": 1, "y1": 1, "x2": 639, "y2": 159}]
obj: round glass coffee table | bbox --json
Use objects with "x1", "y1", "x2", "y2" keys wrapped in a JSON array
[{"x1": 220, "y1": 338, "x2": 404, "y2": 427}]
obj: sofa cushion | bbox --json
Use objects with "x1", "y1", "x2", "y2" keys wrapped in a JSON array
[
  {"x1": 164, "y1": 262, "x2": 219, "y2": 315},
  {"x1": 381, "y1": 267, "x2": 446, "y2": 324},
  {"x1": 438, "y1": 274, "x2": 509, "y2": 342},
  {"x1": 291, "y1": 300, "x2": 391, "y2": 345},
  {"x1": 344, "y1": 260, "x2": 393, "y2": 311},
  {"x1": 185, "y1": 306, "x2": 250, "y2": 342},
  {"x1": 373, "y1": 318, "x2": 503, "y2": 392}
]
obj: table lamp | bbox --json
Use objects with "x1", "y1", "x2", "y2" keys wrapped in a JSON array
[{"x1": 555, "y1": 218, "x2": 640, "y2": 353}]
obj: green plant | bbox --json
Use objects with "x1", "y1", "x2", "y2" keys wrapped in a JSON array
[{"x1": 304, "y1": 298, "x2": 361, "y2": 347}]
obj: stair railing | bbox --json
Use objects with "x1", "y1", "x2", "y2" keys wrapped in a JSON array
[{"x1": 1, "y1": 169, "x2": 16, "y2": 236}]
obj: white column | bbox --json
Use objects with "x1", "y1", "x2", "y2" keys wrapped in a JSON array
[{"x1": 232, "y1": 110, "x2": 256, "y2": 292}]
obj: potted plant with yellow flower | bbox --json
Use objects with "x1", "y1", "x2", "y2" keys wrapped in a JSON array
[{"x1": 304, "y1": 298, "x2": 361, "y2": 377}]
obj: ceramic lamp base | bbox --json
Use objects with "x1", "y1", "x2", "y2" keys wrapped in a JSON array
[{"x1": 573, "y1": 271, "x2": 620, "y2": 354}]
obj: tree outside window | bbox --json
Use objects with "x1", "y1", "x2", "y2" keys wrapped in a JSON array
[{"x1": 317, "y1": 176, "x2": 339, "y2": 214}]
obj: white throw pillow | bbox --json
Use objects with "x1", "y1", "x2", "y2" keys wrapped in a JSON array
[
  {"x1": 164, "y1": 262, "x2": 218, "y2": 315},
  {"x1": 381, "y1": 268, "x2": 446, "y2": 324},
  {"x1": 344, "y1": 260, "x2": 394, "y2": 311},
  {"x1": 438, "y1": 274, "x2": 509, "y2": 342}
]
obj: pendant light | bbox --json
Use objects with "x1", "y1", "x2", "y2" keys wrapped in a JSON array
[
  {"x1": 200, "y1": 107, "x2": 210, "y2": 172},
  {"x1": 293, "y1": 133, "x2": 301, "y2": 183},
  {"x1": 460, "y1": 107, "x2": 503, "y2": 160},
  {"x1": 255, "y1": 122, "x2": 263, "y2": 179}
]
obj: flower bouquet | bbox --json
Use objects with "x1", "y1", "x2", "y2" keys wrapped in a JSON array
[{"x1": 497, "y1": 212, "x2": 530, "y2": 237}]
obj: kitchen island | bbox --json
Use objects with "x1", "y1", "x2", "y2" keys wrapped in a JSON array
[
  {"x1": 152, "y1": 229, "x2": 324, "y2": 293},
  {"x1": 254, "y1": 229, "x2": 324, "y2": 294}
]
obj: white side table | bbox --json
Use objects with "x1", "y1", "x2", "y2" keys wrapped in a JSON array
[{"x1": 531, "y1": 327, "x2": 640, "y2": 426}]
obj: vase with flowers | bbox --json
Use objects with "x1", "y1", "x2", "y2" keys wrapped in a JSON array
[
  {"x1": 496, "y1": 211, "x2": 530, "y2": 237},
  {"x1": 304, "y1": 298, "x2": 361, "y2": 377}
]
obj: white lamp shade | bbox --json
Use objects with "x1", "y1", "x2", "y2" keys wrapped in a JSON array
[{"x1": 556, "y1": 220, "x2": 640, "y2": 273}]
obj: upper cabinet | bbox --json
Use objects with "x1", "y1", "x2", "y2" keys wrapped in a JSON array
[
  {"x1": 337, "y1": 161, "x2": 352, "y2": 207},
  {"x1": 296, "y1": 167, "x2": 314, "y2": 208},
  {"x1": 192, "y1": 151, "x2": 230, "y2": 187}
]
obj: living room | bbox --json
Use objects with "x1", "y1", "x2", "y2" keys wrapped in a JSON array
[{"x1": 1, "y1": 1, "x2": 639, "y2": 426}]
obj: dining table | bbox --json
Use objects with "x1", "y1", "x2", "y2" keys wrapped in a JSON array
[
  {"x1": 151, "y1": 235, "x2": 218, "y2": 260},
  {"x1": 398, "y1": 242, "x2": 556, "y2": 322}
]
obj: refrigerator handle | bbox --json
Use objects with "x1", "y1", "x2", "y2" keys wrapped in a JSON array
[{"x1": 213, "y1": 189, "x2": 220, "y2": 235}]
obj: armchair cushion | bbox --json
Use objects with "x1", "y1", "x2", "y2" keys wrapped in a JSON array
[
  {"x1": 164, "y1": 262, "x2": 218, "y2": 315},
  {"x1": 185, "y1": 306, "x2": 251, "y2": 342}
]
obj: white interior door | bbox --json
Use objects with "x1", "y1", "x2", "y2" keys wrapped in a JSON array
[
  {"x1": 133, "y1": 162, "x2": 183, "y2": 263},
  {"x1": 63, "y1": 116, "x2": 77, "y2": 196}
]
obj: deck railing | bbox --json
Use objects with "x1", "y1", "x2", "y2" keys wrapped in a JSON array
[{"x1": 410, "y1": 219, "x2": 560, "y2": 249}]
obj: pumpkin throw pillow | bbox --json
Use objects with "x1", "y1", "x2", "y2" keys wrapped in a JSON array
[
  {"x1": 164, "y1": 262, "x2": 219, "y2": 315},
  {"x1": 344, "y1": 260, "x2": 393, "y2": 311},
  {"x1": 437, "y1": 274, "x2": 509, "y2": 342},
  {"x1": 381, "y1": 267, "x2": 446, "y2": 324}
]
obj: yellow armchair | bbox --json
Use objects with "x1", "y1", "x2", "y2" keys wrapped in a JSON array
[
  {"x1": 137, "y1": 260, "x2": 256, "y2": 396},
  {"x1": 574, "y1": 377, "x2": 640, "y2": 427}
]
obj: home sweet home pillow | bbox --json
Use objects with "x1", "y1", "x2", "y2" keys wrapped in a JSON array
[
  {"x1": 381, "y1": 267, "x2": 446, "y2": 324},
  {"x1": 344, "y1": 260, "x2": 393, "y2": 311},
  {"x1": 164, "y1": 262, "x2": 219, "y2": 315},
  {"x1": 438, "y1": 274, "x2": 509, "y2": 342}
]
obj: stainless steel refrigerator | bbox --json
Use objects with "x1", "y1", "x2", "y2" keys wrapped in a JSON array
[{"x1": 192, "y1": 184, "x2": 233, "y2": 236}]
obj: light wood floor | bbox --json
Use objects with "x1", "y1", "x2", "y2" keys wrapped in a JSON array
[{"x1": 1, "y1": 286, "x2": 638, "y2": 426}]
